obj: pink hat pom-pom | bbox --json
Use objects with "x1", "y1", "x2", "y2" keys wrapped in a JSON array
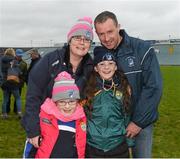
[
  {"x1": 54, "y1": 71, "x2": 72, "y2": 81},
  {"x1": 79, "y1": 16, "x2": 92, "y2": 25}
]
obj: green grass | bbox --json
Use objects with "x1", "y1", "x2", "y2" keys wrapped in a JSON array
[
  {"x1": 0, "y1": 86, "x2": 27, "y2": 157},
  {"x1": 0, "y1": 66, "x2": 180, "y2": 157},
  {"x1": 152, "y1": 66, "x2": 180, "y2": 157}
]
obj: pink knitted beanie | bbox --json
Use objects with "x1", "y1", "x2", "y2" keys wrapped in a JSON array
[
  {"x1": 52, "y1": 71, "x2": 80, "y2": 102},
  {"x1": 67, "y1": 16, "x2": 93, "y2": 42}
]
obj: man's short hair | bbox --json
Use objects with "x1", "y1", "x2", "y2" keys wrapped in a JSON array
[
  {"x1": 94, "y1": 11, "x2": 118, "y2": 27},
  {"x1": 29, "y1": 48, "x2": 39, "y2": 55}
]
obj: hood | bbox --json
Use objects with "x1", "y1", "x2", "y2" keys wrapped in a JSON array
[
  {"x1": 41, "y1": 98, "x2": 85, "y2": 122},
  {"x1": 1, "y1": 55, "x2": 14, "y2": 63}
]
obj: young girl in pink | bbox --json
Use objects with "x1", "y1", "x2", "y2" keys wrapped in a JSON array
[{"x1": 23, "y1": 71, "x2": 86, "y2": 158}]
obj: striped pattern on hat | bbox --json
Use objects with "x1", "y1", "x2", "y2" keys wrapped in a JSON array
[
  {"x1": 67, "y1": 16, "x2": 93, "y2": 42},
  {"x1": 52, "y1": 71, "x2": 80, "y2": 102}
]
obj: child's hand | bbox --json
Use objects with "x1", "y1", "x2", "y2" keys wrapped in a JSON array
[{"x1": 29, "y1": 136, "x2": 41, "y2": 148}]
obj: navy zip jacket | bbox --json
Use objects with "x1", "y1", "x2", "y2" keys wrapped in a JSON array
[
  {"x1": 21, "y1": 46, "x2": 93, "y2": 138},
  {"x1": 113, "y1": 30, "x2": 162, "y2": 128}
]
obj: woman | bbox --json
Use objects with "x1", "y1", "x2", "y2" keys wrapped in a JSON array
[
  {"x1": 1, "y1": 48, "x2": 22, "y2": 119},
  {"x1": 21, "y1": 16, "x2": 93, "y2": 148}
]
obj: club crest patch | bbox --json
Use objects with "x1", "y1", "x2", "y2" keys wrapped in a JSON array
[
  {"x1": 85, "y1": 31, "x2": 91, "y2": 39},
  {"x1": 80, "y1": 122, "x2": 86, "y2": 131},
  {"x1": 126, "y1": 56, "x2": 135, "y2": 67},
  {"x1": 102, "y1": 53, "x2": 115, "y2": 61},
  {"x1": 68, "y1": 90, "x2": 75, "y2": 98},
  {"x1": 115, "y1": 90, "x2": 123, "y2": 100}
]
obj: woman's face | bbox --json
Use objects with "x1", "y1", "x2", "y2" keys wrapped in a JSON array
[
  {"x1": 95, "y1": 60, "x2": 117, "y2": 80},
  {"x1": 69, "y1": 35, "x2": 91, "y2": 58}
]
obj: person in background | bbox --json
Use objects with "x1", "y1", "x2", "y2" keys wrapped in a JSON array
[
  {"x1": 21, "y1": 16, "x2": 94, "y2": 149},
  {"x1": 23, "y1": 71, "x2": 86, "y2": 158},
  {"x1": 0, "y1": 49, "x2": 4, "y2": 86},
  {"x1": 15, "y1": 49, "x2": 28, "y2": 88},
  {"x1": 6, "y1": 49, "x2": 27, "y2": 114},
  {"x1": 1, "y1": 48, "x2": 22, "y2": 119},
  {"x1": 26, "y1": 48, "x2": 41, "y2": 83},
  {"x1": 94, "y1": 11, "x2": 162, "y2": 158},
  {"x1": 84, "y1": 46, "x2": 134, "y2": 158}
]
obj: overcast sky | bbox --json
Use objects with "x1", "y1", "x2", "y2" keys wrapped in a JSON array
[{"x1": 0, "y1": 0, "x2": 180, "y2": 47}]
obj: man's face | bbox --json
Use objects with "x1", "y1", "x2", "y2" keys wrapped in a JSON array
[
  {"x1": 16, "y1": 56, "x2": 22, "y2": 60},
  {"x1": 30, "y1": 52, "x2": 38, "y2": 59},
  {"x1": 95, "y1": 18, "x2": 120, "y2": 49}
]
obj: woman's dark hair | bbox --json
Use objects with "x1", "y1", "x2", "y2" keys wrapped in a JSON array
[{"x1": 84, "y1": 68, "x2": 132, "y2": 114}]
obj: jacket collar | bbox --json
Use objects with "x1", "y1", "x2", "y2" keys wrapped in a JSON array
[
  {"x1": 114, "y1": 29, "x2": 133, "y2": 56},
  {"x1": 62, "y1": 45, "x2": 93, "y2": 76}
]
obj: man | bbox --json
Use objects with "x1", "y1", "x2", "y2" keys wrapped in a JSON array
[
  {"x1": 26, "y1": 48, "x2": 41, "y2": 83},
  {"x1": 94, "y1": 11, "x2": 162, "y2": 158},
  {"x1": 15, "y1": 49, "x2": 28, "y2": 89}
]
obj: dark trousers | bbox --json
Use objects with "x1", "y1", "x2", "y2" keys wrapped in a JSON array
[
  {"x1": 6, "y1": 88, "x2": 22, "y2": 113},
  {"x1": 85, "y1": 141, "x2": 129, "y2": 158}
]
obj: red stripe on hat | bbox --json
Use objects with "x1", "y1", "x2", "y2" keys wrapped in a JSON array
[
  {"x1": 52, "y1": 86, "x2": 79, "y2": 95},
  {"x1": 67, "y1": 24, "x2": 93, "y2": 40}
]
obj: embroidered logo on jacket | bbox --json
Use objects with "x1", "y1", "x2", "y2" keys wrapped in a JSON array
[
  {"x1": 52, "y1": 60, "x2": 60, "y2": 67},
  {"x1": 115, "y1": 90, "x2": 123, "y2": 100},
  {"x1": 42, "y1": 118, "x2": 52, "y2": 125},
  {"x1": 126, "y1": 56, "x2": 135, "y2": 67},
  {"x1": 80, "y1": 122, "x2": 86, "y2": 131}
]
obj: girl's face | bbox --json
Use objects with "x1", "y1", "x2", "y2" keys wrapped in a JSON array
[
  {"x1": 95, "y1": 60, "x2": 117, "y2": 80},
  {"x1": 56, "y1": 99, "x2": 78, "y2": 116},
  {"x1": 69, "y1": 35, "x2": 91, "y2": 58}
]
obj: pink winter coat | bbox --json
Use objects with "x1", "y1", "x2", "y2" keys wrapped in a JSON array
[{"x1": 35, "y1": 98, "x2": 86, "y2": 158}]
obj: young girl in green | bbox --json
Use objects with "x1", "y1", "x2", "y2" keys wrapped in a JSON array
[{"x1": 84, "y1": 46, "x2": 134, "y2": 158}]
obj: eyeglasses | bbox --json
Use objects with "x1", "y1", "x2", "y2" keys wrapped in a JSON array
[
  {"x1": 72, "y1": 36, "x2": 91, "y2": 44},
  {"x1": 57, "y1": 100, "x2": 77, "y2": 106}
]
